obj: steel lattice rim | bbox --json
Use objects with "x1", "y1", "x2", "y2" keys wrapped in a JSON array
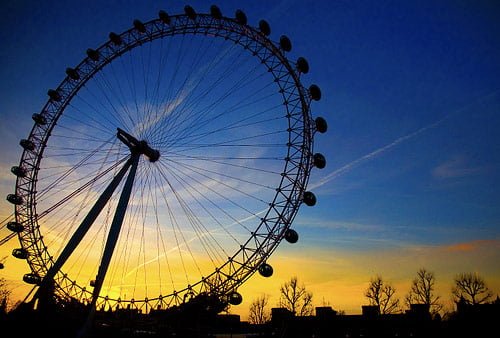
[{"x1": 12, "y1": 7, "x2": 318, "y2": 312}]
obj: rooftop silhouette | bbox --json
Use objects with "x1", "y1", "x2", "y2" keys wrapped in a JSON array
[{"x1": 1, "y1": 296, "x2": 498, "y2": 337}]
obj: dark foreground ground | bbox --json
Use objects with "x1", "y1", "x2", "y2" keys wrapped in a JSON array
[{"x1": 1, "y1": 301, "x2": 498, "y2": 338}]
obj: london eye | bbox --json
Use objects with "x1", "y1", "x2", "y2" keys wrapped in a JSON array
[{"x1": 4, "y1": 5, "x2": 327, "y2": 315}]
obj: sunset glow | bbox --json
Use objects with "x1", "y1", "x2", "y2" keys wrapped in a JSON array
[{"x1": 1, "y1": 0, "x2": 499, "y2": 323}]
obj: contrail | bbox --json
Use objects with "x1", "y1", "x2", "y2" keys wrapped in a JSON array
[
  {"x1": 110, "y1": 89, "x2": 500, "y2": 280},
  {"x1": 309, "y1": 117, "x2": 447, "y2": 189},
  {"x1": 122, "y1": 210, "x2": 267, "y2": 278},
  {"x1": 309, "y1": 89, "x2": 500, "y2": 190}
]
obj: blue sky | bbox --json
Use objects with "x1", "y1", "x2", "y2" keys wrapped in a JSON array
[{"x1": 1, "y1": 0, "x2": 499, "y2": 317}]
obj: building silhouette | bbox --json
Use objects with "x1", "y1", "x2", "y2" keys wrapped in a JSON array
[{"x1": 1, "y1": 296, "x2": 499, "y2": 337}]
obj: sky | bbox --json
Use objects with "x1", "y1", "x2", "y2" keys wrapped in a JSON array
[{"x1": 0, "y1": 0, "x2": 499, "y2": 320}]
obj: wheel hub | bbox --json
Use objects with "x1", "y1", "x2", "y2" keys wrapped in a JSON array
[{"x1": 116, "y1": 128, "x2": 160, "y2": 162}]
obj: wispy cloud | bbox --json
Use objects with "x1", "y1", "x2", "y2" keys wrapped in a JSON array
[
  {"x1": 441, "y1": 239, "x2": 500, "y2": 253},
  {"x1": 309, "y1": 116, "x2": 449, "y2": 190},
  {"x1": 133, "y1": 88, "x2": 191, "y2": 136},
  {"x1": 432, "y1": 155, "x2": 483, "y2": 179},
  {"x1": 309, "y1": 89, "x2": 500, "y2": 191},
  {"x1": 300, "y1": 218, "x2": 384, "y2": 231},
  {"x1": 239, "y1": 236, "x2": 500, "y2": 316}
]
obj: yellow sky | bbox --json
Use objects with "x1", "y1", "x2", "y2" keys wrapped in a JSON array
[
  {"x1": 2, "y1": 233, "x2": 499, "y2": 320},
  {"x1": 1, "y1": 0, "x2": 500, "y2": 327},
  {"x1": 235, "y1": 238, "x2": 500, "y2": 319},
  {"x1": 2, "y1": 189, "x2": 499, "y2": 321}
]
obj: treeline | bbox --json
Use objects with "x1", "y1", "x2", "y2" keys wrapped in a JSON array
[
  {"x1": 1, "y1": 268, "x2": 496, "y2": 322},
  {"x1": 248, "y1": 268, "x2": 496, "y2": 324}
]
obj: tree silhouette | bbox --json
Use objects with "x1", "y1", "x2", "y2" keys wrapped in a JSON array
[
  {"x1": 452, "y1": 272, "x2": 493, "y2": 305},
  {"x1": 279, "y1": 276, "x2": 314, "y2": 316},
  {"x1": 248, "y1": 294, "x2": 271, "y2": 324},
  {"x1": 405, "y1": 268, "x2": 443, "y2": 314},
  {"x1": 365, "y1": 275, "x2": 400, "y2": 314},
  {"x1": 0, "y1": 277, "x2": 12, "y2": 314}
]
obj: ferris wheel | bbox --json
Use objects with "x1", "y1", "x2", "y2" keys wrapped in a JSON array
[{"x1": 5, "y1": 5, "x2": 327, "y2": 313}]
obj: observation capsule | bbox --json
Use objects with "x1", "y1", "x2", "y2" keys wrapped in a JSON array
[
  {"x1": 235, "y1": 9, "x2": 247, "y2": 25},
  {"x1": 66, "y1": 67, "x2": 80, "y2": 80},
  {"x1": 133, "y1": 19, "x2": 146, "y2": 33},
  {"x1": 285, "y1": 229, "x2": 299, "y2": 243},
  {"x1": 12, "y1": 248, "x2": 28, "y2": 259},
  {"x1": 279, "y1": 35, "x2": 292, "y2": 52},
  {"x1": 184, "y1": 5, "x2": 197, "y2": 20},
  {"x1": 32, "y1": 113, "x2": 47, "y2": 125},
  {"x1": 86, "y1": 48, "x2": 100, "y2": 61},
  {"x1": 210, "y1": 5, "x2": 222, "y2": 19},
  {"x1": 11, "y1": 166, "x2": 27, "y2": 177},
  {"x1": 159, "y1": 10, "x2": 170, "y2": 24},
  {"x1": 7, "y1": 221, "x2": 24, "y2": 233},
  {"x1": 258, "y1": 263, "x2": 273, "y2": 277},
  {"x1": 48, "y1": 89, "x2": 61, "y2": 102},
  {"x1": 313, "y1": 153, "x2": 326, "y2": 169},
  {"x1": 303, "y1": 191, "x2": 316, "y2": 206},
  {"x1": 296, "y1": 57, "x2": 309, "y2": 74},
  {"x1": 315, "y1": 117, "x2": 328, "y2": 133},
  {"x1": 20, "y1": 139, "x2": 35, "y2": 151},
  {"x1": 23, "y1": 273, "x2": 41, "y2": 285},
  {"x1": 259, "y1": 20, "x2": 271, "y2": 36},
  {"x1": 109, "y1": 32, "x2": 123, "y2": 45},
  {"x1": 228, "y1": 291, "x2": 243, "y2": 305},
  {"x1": 7, "y1": 194, "x2": 23, "y2": 205},
  {"x1": 309, "y1": 84, "x2": 321, "y2": 101}
]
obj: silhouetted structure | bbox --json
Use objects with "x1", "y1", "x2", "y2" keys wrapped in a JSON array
[
  {"x1": 264, "y1": 301, "x2": 497, "y2": 338},
  {"x1": 2, "y1": 297, "x2": 499, "y2": 337},
  {"x1": 268, "y1": 305, "x2": 439, "y2": 338},
  {"x1": 443, "y1": 295, "x2": 500, "y2": 338}
]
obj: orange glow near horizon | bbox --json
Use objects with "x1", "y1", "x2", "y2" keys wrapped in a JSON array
[
  {"x1": 2, "y1": 207, "x2": 499, "y2": 321},
  {"x1": 0, "y1": 4, "x2": 499, "y2": 323}
]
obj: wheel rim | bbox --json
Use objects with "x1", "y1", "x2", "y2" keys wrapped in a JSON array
[{"x1": 12, "y1": 8, "x2": 318, "y2": 312}]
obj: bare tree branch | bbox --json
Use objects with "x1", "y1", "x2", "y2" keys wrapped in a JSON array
[
  {"x1": 452, "y1": 272, "x2": 493, "y2": 305},
  {"x1": 249, "y1": 294, "x2": 270, "y2": 324},
  {"x1": 365, "y1": 275, "x2": 400, "y2": 314},
  {"x1": 0, "y1": 277, "x2": 13, "y2": 314},
  {"x1": 405, "y1": 268, "x2": 443, "y2": 314},
  {"x1": 279, "y1": 276, "x2": 314, "y2": 316}
]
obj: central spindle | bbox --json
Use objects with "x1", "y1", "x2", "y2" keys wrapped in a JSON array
[{"x1": 117, "y1": 128, "x2": 160, "y2": 162}]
